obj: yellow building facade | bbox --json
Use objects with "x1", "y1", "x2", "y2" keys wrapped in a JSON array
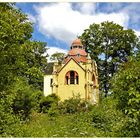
[{"x1": 44, "y1": 39, "x2": 99, "y2": 104}]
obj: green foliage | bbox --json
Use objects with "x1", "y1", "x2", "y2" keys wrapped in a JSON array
[
  {"x1": 19, "y1": 41, "x2": 47, "y2": 90},
  {"x1": 111, "y1": 55, "x2": 140, "y2": 118},
  {"x1": 111, "y1": 54, "x2": 140, "y2": 136},
  {"x1": 0, "y1": 3, "x2": 47, "y2": 137},
  {"x1": 0, "y1": 3, "x2": 47, "y2": 91},
  {"x1": 0, "y1": 88, "x2": 26, "y2": 137},
  {"x1": 50, "y1": 52, "x2": 65, "y2": 63},
  {"x1": 8, "y1": 78, "x2": 43, "y2": 120},
  {"x1": 80, "y1": 21, "x2": 140, "y2": 96},
  {"x1": 88, "y1": 96, "x2": 127, "y2": 137},
  {"x1": 39, "y1": 94, "x2": 60, "y2": 113},
  {"x1": 0, "y1": 3, "x2": 33, "y2": 91},
  {"x1": 18, "y1": 96, "x2": 128, "y2": 137},
  {"x1": 0, "y1": 93, "x2": 134, "y2": 137},
  {"x1": 47, "y1": 103, "x2": 59, "y2": 117},
  {"x1": 58, "y1": 94, "x2": 92, "y2": 114},
  {"x1": 58, "y1": 94, "x2": 81, "y2": 114},
  {"x1": 1, "y1": 3, "x2": 140, "y2": 138}
]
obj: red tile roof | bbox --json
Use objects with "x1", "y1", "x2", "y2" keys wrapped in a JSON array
[
  {"x1": 64, "y1": 39, "x2": 87, "y2": 63},
  {"x1": 68, "y1": 48, "x2": 87, "y2": 56},
  {"x1": 71, "y1": 39, "x2": 83, "y2": 46},
  {"x1": 64, "y1": 55, "x2": 87, "y2": 63}
]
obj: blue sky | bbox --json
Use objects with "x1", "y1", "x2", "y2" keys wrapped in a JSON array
[{"x1": 16, "y1": 3, "x2": 140, "y2": 59}]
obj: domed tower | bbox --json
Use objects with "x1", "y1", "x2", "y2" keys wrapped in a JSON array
[
  {"x1": 44, "y1": 38, "x2": 99, "y2": 104},
  {"x1": 64, "y1": 39, "x2": 87, "y2": 63}
]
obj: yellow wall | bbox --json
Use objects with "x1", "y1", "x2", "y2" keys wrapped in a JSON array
[
  {"x1": 57, "y1": 59, "x2": 86, "y2": 101},
  {"x1": 44, "y1": 58, "x2": 99, "y2": 104}
]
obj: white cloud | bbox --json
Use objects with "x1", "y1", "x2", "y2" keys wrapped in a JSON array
[
  {"x1": 35, "y1": 3, "x2": 129, "y2": 45},
  {"x1": 74, "y1": 3, "x2": 96, "y2": 15},
  {"x1": 47, "y1": 46, "x2": 67, "y2": 62}
]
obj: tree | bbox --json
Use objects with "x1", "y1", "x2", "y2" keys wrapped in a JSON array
[
  {"x1": 0, "y1": 3, "x2": 47, "y2": 90},
  {"x1": 19, "y1": 41, "x2": 47, "y2": 90},
  {"x1": 80, "y1": 21, "x2": 140, "y2": 96},
  {"x1": 0, "y1": 3, "x2": 47, "y2": 136},
  {"x1": 0, "y1": 3, "x2": 33, "y2": 91},
  {"x1": 111, "y1": 54, "x2": 140, "y2": 136},
  {"x1": 50, "y1": 52, "x2": 65, "y2": 63},
  {"x1": 11, "y1": 77, "x2": 43, "y2": 120}
]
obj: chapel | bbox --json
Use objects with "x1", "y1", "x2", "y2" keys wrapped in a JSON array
[{"x1": 44, "y1": 39, "x2": 99, "y2": 104}]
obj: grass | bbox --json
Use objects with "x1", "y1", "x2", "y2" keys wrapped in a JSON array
[
  {"x1": 20, "y1": 112, "x2": 100, "y2": 137},
  {"x1": 16, "y1": 97, "x2": 128, "y2": 138}
]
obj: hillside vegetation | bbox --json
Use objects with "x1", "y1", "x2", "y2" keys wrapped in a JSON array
[
  {"x1": 0, "y1": 3, "x2": 140, "y2": 137},
  {"x1": 10, "y1": 96, "x2": 130, "y2": 137}
]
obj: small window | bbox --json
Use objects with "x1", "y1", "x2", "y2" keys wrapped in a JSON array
[
  {"x1": 77, "y1": 53, "x2": 80, "y2": 57},
  {"x1": 50, "y1": 78, "x2": 53, "y2": 87}
]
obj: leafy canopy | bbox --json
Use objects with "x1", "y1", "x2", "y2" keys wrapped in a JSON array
[{"x1": 80, "y1": 21, "x2": 140, "y2": 96}]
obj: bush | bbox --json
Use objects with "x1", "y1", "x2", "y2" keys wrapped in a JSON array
[
  {"x1": 8, "y1": 77, "x2": 43, "y2": 120},
  {"x1": 39, "y1": 94, "x2": 93, "y2": 115},
  {"x1": 111, "y1": 55, "x2": 140, "y2": 137},
  {"x1": 0, "y1": 77, "x2": 44, "y2": 137},
  {"x1": 0, "y1": 90, "x2": 22, "y2": 137},
  {"x1": 30, "y1": 89, "x2": 43, "y2": 112},
  {"x1": 58, "y1": 94, "x2": 93, "y2": 114},
  {"x1": 47, "y1": 103, "x2": 59, "y2": 117},
  {"x1": 39, "y1": 94, "x2": 60, "y2": 113},
  {"x1": 88, "y1": 96, "x2": 129, "y2": 137}
]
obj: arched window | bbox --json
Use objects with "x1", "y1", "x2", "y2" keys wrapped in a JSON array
[
  {"x1": 92, "y1": 74, "x2": 96, "y2": 87},
  {"x1": 65, "y1": 71, "x2": 79, "y2": 85}
]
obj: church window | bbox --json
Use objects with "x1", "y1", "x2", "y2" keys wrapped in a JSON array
[
  {"x1": 70, "y1": 71, "x2": 75, "y2": 84},
  {"x1": 65, "y1": 71, "x2": 79, "y2": 85}
]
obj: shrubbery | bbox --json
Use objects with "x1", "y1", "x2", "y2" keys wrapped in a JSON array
[
  {"x1": 18, "y1": 95, "x2": 130, "y2": 137},
  {"x1": 111, "y1": 55, "x2": 140, "y2": 137},
  {"x1": 0, "y1": 91, "x2": 21, "y2": 137},
  {"x1": 58, "y1": 94, "x2": 93, "y2": 114},
  {"x1": 39, "y1": 94, "x2": 60, "y2": 114},
  {"x1": 39, "y1": 94, "x2": 93, "y2": 115},
  {"x1": 38, "y1": 94, "x2": 93, "y2": 117},
  {"x1": 10, "y1": 78, "x2": 43, "y2": 120},
  {"x1": 0, "y1": 77, "x2": 44, "y2": 137}
]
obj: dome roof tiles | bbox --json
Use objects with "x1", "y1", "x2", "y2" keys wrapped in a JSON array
[
  {"x1": 71, "y1": 39, "x2": 83, "y2": 47},
  {"x1": 68, "y1": 48, "x2": 87, "y2": 56},
  {"x1": 64, "y1": 38, "x2": 87, "y2": 63}
]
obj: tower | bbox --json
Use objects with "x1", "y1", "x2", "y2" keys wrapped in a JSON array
[{"x1": 44, "y1": 39, "x2": 99, "y2": 104}]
